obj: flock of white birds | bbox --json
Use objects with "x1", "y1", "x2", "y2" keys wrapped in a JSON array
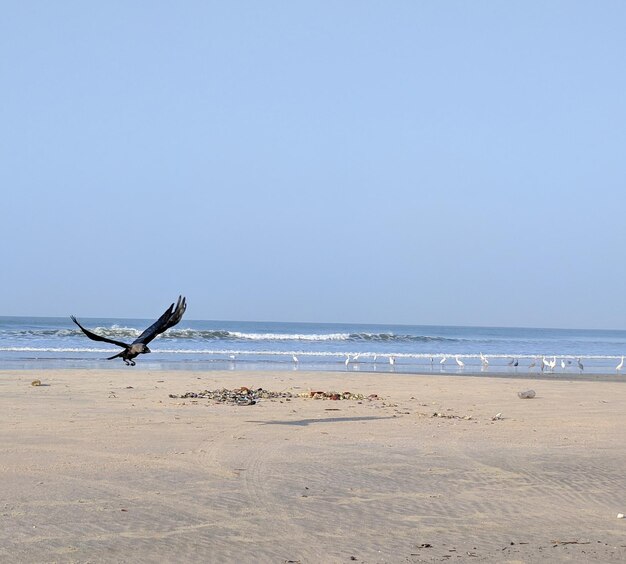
[
  {"x1": 260, "y1": 352, "x2": 625, "y2": 372},
  {"x1": 341, "y1": 353, "x2": 626, "y2": 372}
]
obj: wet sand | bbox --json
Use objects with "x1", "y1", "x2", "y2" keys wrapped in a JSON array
[{"x1": 1, "y1": 369, "x2": 625, "y2": 563}]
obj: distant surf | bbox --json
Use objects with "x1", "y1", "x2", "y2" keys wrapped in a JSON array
[{"x1": 2, "y1": 326, "x2": 459, "y2": 343}]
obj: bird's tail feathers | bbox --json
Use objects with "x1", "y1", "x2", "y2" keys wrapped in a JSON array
[{"x1": 106, "y1": 352, "x2": 124, "y2": 361}]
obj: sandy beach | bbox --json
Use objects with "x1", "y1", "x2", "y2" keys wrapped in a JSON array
[{"x1": 1, "y1": 369, "x2": 625, "y2": 563}]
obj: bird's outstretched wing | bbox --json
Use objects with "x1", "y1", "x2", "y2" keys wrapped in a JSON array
[
  {"x1": 70, "y1": 316, "x2": 129, "y2": 348},
  {"x1": 133, "y1": 296, "x2": 187, "y2": 345}
]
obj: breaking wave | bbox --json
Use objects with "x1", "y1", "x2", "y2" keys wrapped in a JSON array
[{"x1": 3, "y1": 327, "x2": 459, "y2": 343}]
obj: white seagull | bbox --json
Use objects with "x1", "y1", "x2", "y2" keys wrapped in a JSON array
[
  {"x1": 389, "y1": 355, "x2": 395, "y2": 365},
  {"x1": 480, "y1": 353, "x2": 489, "y2": 367},
  {"x1": 617, "y1": 356, "x2": 624, "y2": 371},
  {"x1": 292, "y1": 354, "x2": 299, "y2": 364},
  {"x1": 455, "y1": 355, "x2": 464, "y2": 369},
  {"x1": 440, "y1": 356, "x2": 447, "y2": 365}
]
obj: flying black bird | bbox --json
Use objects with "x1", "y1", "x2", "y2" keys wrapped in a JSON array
[{"x1": 71, "y1": 296, "x2": 187, "y2": 365}]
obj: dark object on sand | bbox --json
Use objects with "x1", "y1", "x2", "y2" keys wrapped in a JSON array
[{"x1": 71, "y1": 296, "x2": 187, "y2": 366}]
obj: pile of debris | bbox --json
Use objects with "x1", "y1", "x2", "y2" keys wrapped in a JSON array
[
  {"x1": 169, "y1": 387, "x2": 293, "y2": 406},
  {"x1": 299, "y1": 391, "x2": 379, "y2": 401},
  {"x1": 168, "y1": 387, "x2": 380, "y2": 405}
]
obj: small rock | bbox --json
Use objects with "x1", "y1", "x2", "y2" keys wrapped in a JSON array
[
  {"x1": 31, "y1": 380, "x2": 42, "y2": 387},
  {"x1": 492, "y1": 413, "x2": 503, "y2": 421},
  {"x1": 617, "y1": 513, "x2": 624, "y2": 519},
  {"x1": 518, "y1": 389, "x2": 536, "y2": 399},
  {"x1": 236, "y1": 398, "x2": 256, "y2": 406}
]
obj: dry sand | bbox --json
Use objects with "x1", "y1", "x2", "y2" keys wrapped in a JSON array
[{"x1": 1, "y1": 369, "x2": 625, "y2": 563}]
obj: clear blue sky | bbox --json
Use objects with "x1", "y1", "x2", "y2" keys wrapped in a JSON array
[{"x1": 2, "y1": 1, "x2": 625, "y2": 329}]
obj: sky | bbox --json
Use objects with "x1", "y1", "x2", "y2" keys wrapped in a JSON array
[{"x1": 2, "y1": 1, "x2": 626, "y2": 329}]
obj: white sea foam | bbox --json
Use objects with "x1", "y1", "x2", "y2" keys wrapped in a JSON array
[{"x1": 226, "y1": 331, "x2": 350, "y2": 341}]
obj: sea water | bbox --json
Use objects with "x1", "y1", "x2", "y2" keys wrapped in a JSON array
[{"x1": 1, "y1": 316, "x2": 625, "y2": 376}]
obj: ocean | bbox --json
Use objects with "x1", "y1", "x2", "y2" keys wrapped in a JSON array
[{"x1": 1, "y1": 316, "x2": 625, "y2": 377}]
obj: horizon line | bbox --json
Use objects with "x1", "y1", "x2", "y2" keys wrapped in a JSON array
[{"x1": 0, "y1": 314, "x2": 624, "y2": 334}]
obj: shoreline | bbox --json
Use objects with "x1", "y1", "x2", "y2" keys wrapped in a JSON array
[
  {"x1": 3, "y1": 362, "x2": 626, "y2": 383},
  {"x1": 2, "y1": 370, "x2": 625, "y2": 562}
]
